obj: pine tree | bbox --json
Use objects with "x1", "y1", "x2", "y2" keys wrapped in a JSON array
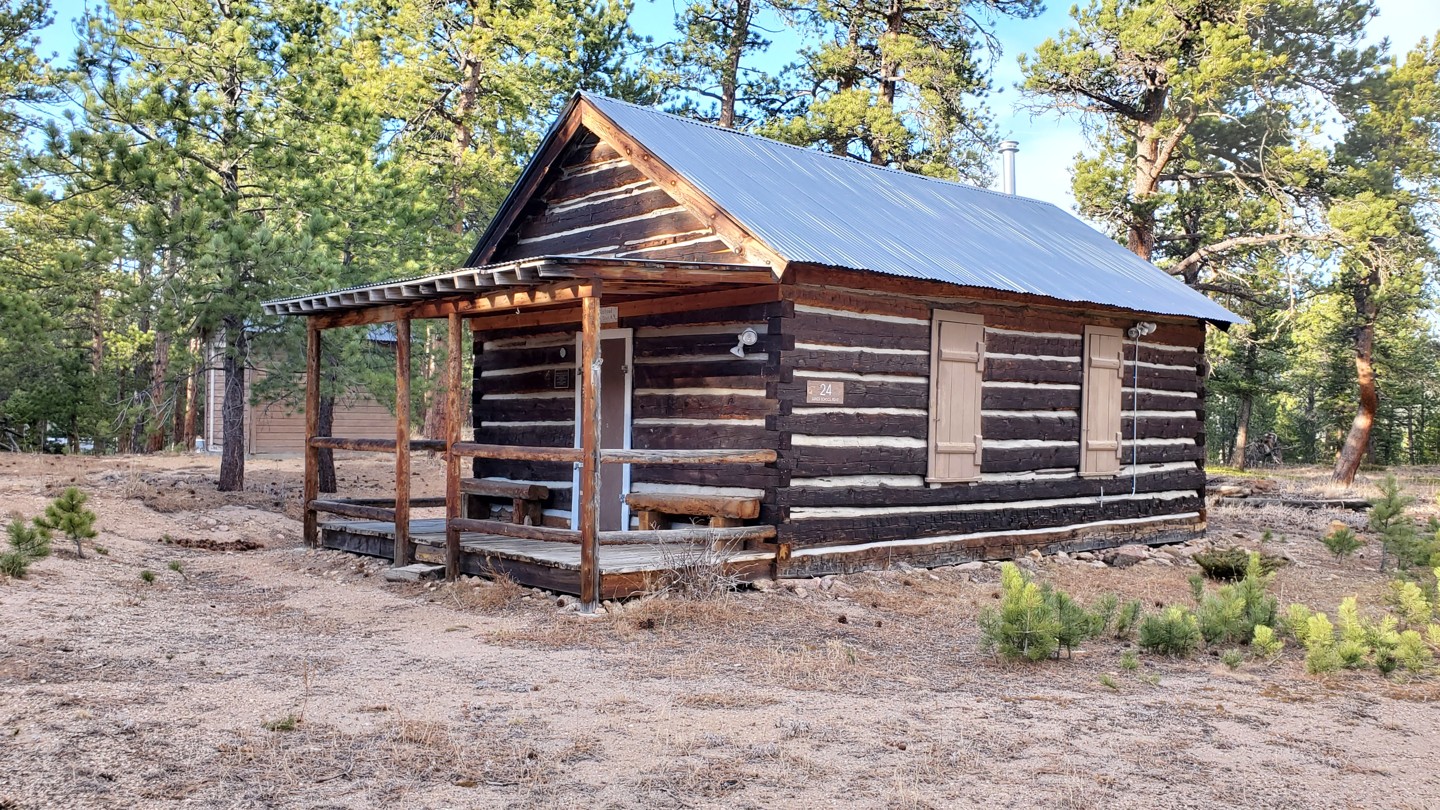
[
  {"x1": 1, "y1": 514, "x2": 51, "y2": 578},
  {"x1": 762, "y1": 0, "x2": 1041, "y2": 180},
  {"x1": 1369, "y1": 474, "x2": 1417, "y2": 571},
  {"x1": 35, "y1": 487, "x2": 97, "y2": 558}
]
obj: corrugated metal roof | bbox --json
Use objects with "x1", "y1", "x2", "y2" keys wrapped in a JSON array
[{"x1": 583, "y1": 94, "x2": 1240, "y2": 325}]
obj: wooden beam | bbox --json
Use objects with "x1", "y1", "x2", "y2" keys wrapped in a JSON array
[
  {"x1": 409, "y1": 280, "x2": 595, "y2": 321},
  {"x1": 460, "y1": 478, "x2": 551, "y2": 501},
  {"x1": 464, "y1": 284, "x2": 783, "y2": 332},
  {"x1": 307, "y1": 437, "x2": 447, "y2": 452},
  {"x1": 578, "y1": 291, "x2": 602, "y2": 611},
  {"x1": 444, "y1": 312, "x2": 466, "y2": 581},
  {"x1": 394, "y1": 316, "x2": 412, "y2": 567},
  {"x1": 596, "y1": 525, "x2": 777, "y2": 544},
  {"x1": 450, "y1": 442, "x2": 584, "y2": 462},
  {"x1": 623, "y1": 493, "x2": 760, "y2": 520},
  {"x1": 309, "y1": 499, "x2": 398, "y2": 522},
  {"x1": 303, "y1": 321, "x2": 321, "y2": 547},
  {"x1": 448, "y1": 517, "x2": 582, "y2": 543},
  {"x1": 576, "y1": 98, "x2": 788, "y2": 275},
  {"x1": 536, "y1": 265, "x2": 775, "y2": 286}
]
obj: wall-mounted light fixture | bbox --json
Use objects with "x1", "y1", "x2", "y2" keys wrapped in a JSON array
[
  {"x1": 1126, "y1": 321, "x2": 1157, "y2": 340},
  {"x1": 730, "y1": 328, "x2": 759, "y2": 358}
]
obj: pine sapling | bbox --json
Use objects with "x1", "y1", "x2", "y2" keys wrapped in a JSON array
[
  {"x1": 36, "y1": 487, "x2": 98, "y2": 558},
  {"x1": 1369, "y1": 475, "x2": 1417, "y2": 571},
  {"x1": 1322, "y1": 526, "x2": 1362, "y2": 560},
  {"x1": 2, "y1": 516, "x2": 52, "y2": 579}
]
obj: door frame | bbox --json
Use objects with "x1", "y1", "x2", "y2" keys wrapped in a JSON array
[{"x1": 571, "y1": 327, "x2": 633, "y2": 531}]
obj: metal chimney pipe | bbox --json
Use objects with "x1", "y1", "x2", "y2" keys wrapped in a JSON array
[{"x1": 998, "y1": 140, "x2": 1019, "y2": 195}]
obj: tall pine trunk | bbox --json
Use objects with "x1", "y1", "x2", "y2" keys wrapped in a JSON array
[
  {"x1": 716, "y1": 0, "x2": 752, "y2": 129},
  {"x1": 1230, "y1": 394, "x2": 1253, "y2": 469},
  {"x1": 1332, "y1": 285, "x2": 1379, "y2": 486},
  {"x1": 218, "y1": 317, "x2": 248, "y2": 491},
  {"x1": 147, "y1": 330, "x2": 171, "y2": 452}
]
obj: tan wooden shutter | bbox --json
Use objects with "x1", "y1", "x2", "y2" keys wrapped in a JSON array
[
  {"x1": 1081, "y1": 325, "x2": 1125, "y2": 476},
  {"x1": 928, "y1": 311, "x2": 985, "y2": 482}
]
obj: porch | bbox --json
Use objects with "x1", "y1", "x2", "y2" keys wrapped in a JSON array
[
  {"x1": 262, "y1": 255, "x2": 784, "y2": 611},
  {"x1": 318, "y1": 517, "x2": 777, "y2": 599}
]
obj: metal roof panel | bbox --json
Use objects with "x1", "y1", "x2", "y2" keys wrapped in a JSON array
[{"x1": 583, "y1": 95, "x2": 1241, "y2": 325}]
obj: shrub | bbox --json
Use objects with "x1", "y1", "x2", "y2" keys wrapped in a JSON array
[
  {"x1": 1, "y1": 516, "x2": 52, "y2": 579},
  {"x1": 1139, "y1": 606, "x2": 1201, "y2": 657},
  {"x1": 1368, "y1": 474, "x2": 1432, "y2": 571},
  {"x1": 139, "y1": 569, "x2": 156, "y2": 584},
  {"x1": 980, "y1": 564, "x2": 1107, "y2": 661},
  {"x1": 1195, "y1": 552, "x2": 1278, "y2": 645},
  {"x1": 1220, "y1": 649, "x2": 1245, "y2": 669},
  {"x1": 1282, "y1": 603, "x2": 1314, "y2": 638},
  {"x1": 1322, "y1": 526, "x2": 1362, "y2": 559},
  {"x1": 1395, "y1": 631, "x2": 1433, "y2": 673},
  {"x1": 35, "y1": 487, "x2": 98, "y2": 558},
  {"x1": 1302, "y1": 613, "x2": 1340, "y2": 675},
  {"x1": 979, "y1": 563, "x2": 1059, "y2": 662},
  {"x1": 1119, "y1": 649, "x2": 1139, "y2": 671},
  {"x1": 1385, "y1": 579, "x2": 1435, "y2": 627},
  {"x1": 1092, "y1": 593, "x2": 1119, "y2": 636},
  {"x1": 1251, "y1": 625, "x2": 1284, "y2": 660},
  {"x1": 1114, "y1": 599, "x2": 1143, "y2": 640},
  {"x1": 1193, "y1": 546, "x2": 1285, "y2": 582}
]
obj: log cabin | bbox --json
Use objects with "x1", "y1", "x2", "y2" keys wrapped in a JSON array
[{"x1": 262, "y1": 93, "x2": 1240, "y2": 610}]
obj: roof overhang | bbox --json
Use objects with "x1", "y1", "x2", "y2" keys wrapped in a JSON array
[{"x1": 261, "y1": 255, "x2": 776, "y2": 320}]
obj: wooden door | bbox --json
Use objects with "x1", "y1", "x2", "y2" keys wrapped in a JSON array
[
  {"x1": 928, "y1": 312, "x2": 985, "y2": 482},
  {"x1": 1081, "y1": 326, "x2": 1125, "y2": 476}
]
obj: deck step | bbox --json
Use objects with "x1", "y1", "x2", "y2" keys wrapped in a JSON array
[{"x1": 383, "y1": 563, "x2": 446, "y2": 583}]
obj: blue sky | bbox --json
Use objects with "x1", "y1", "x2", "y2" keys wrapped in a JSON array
[{"x1": 37, "y1": 0, "x2": 1440, "y2": 211}]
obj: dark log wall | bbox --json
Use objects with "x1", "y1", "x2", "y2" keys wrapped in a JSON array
[
  {"x1": 773, "y1": 280, "x2": 1209, "y2": 557},
  {"x1": 471, "y1": 304, "x2": 784, "y2": 526},
  {"x1": 490, "y1": 132, "x2": 740, "y2": 264}
]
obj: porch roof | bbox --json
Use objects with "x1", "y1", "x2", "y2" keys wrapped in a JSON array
[{"x1": 260, "y1": 255, "x2": 774, "y2": 318}]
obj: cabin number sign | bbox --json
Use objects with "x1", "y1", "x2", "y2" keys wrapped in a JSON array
[{"x1": 805, "y1": 380, "x2": 845, "y2": 404}]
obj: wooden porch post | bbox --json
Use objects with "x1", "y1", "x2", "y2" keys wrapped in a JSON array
[
  {"x1": 394, "y1": 316, "x2": 412, "y2": 566},
  {"x1": 578, "y1": 289, "x2": 603, "y2": 611},
  {"x1": 443, "y1": 312, "x2": 466, "y2": 581},
  {"x1": 303, "y1": 319, "x2": 321, "y2": 547}
]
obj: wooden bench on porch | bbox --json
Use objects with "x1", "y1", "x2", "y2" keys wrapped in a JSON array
[
  {"x1": 624, "y1": 492, "x2": 762, "y2": 549},
  {"x1": 460, "y1": 477, "x2": 550, "y2": 526}
]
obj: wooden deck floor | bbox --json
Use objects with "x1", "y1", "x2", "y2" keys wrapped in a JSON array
[{"x1": 319, "y1": 518, "x2": 777, "y2": 597}]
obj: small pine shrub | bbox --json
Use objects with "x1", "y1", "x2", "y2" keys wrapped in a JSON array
[
  {"x1": 1282, "y1": 603, "x2": 1314, "y2": 638},
  {"x1": 1188, "y1": 573, "x2": 1206, "y2": 604},
  {"x1": 979, "y1": 563, "x2": 1059, "y2": 662},
  {"x1": 1138, "y1": 606, "x2": 1201, "y2": 657},
  {"x1": 1, "y1": 516, "x2": 53, "y2": 579},
  {"x1": 1220, "y1": 649, "x2": 1245, "y2": 669},
  {"x1": 1385, "y1": 580, "x2": 1434, "y2": 627},
  {"x1": 1114, "y1": 599, "x2": 1143, "y2": 639},
  {"x1": 1195, "y1": 552, "x2": 1278, "y2": 645},
  {"x1": 1092, "y1": 593, "x2": 1119, "y2": 636},
  {"x1": 1251, "y1": 625, "x2": 1284, "y2": 660},
  {"x1": 1369, "y1": 475, "x2": 1420, "y2": 571},
  {"x1": 1043, "y1": 584, "x2": 1099, "y2": 658},
  {"x1": 1099, "y1": 673, "x2": 1120, "y2": 691},
  {"x1": 1119, "y1": 649, "x2": 1139, "y2": 671},
  {"x1": 35, "y1": 487, "x2": 98, "y2": 559},
  {"x1": 1302, "y1": 613, "x2": 1340, "y2": 675},
  {"x1": 1395, "y1": 630, "x2": 1433, "y2": 673},
  {"x1": 1322, "y1": 526, "x2": 1363, "y2": 559},
  {"x1": 139, "y1": 569, "x2": 156, "y2": 584}
]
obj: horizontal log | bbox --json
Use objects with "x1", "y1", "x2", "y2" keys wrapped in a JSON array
[
  {"x1": 983, "y1": 414, "x2": 1080, "y2": 442},
  {"x1": 1216, "y1": 496, "x2": 1369, "y2": 511},
  {"x1": 780, "y1": 467, "x2": 1204, "y2": 507},
  {"x1": 476, "y1": 398, "x2": 575, "y2": 422},
  {"x1": 984, "y1": 357, "x2": 1082, "y2": 385},
  {"x1": 452, "y1": 442, "x2": 584, "y2": 462},
  {"x1": 460, "y1": 478, "x2": 551, "y2": 501},
  {"x1": 307, "y1": 437, "x2": 447, "y2": 452},
  {"x1": 309, "y1": 499, "x2": 397, "y2": 522},
  {"x1": 623, "y1": 492, "x2": 761, "y2": 519},
  {"x1": 604, "y1": 448, "x2": 778, "y2": 464},
  {"x1": 625, "y1": 302, "x2": 780, "y2": 330},
  {"x1": 634, "y1": 331, "x2": 777, "y2": 358},
  {"x1": 784, "y1": 444, "x2": 925, "y2": 476},
  {"x1": 341, "y1": 496, "x2": 447, "y2": 508},
  {"x1": 780, "y1": 347, "x2": 929, "y2": 376},
  {"x1": 775, "y1": 378, "x2": 928, "y2": 409},
  {"x1": 475, "y1": 423, "x2": 574, "y2": 447},
  {"x1": 473, "y1": 459, "x2": 572, "y2": 483},
  {"x1": 779, "y1": 495, "x2": 1205, "y2": 546},
  {"x1": 982, "y1": 386, "x2": 1081, "y2": 411},
  {"x1": 791, "y1": 311, "x2": 929, "y2": 346},
  {"x1": 633, "y1": 392, "x2": 776, "y2": 420},
  {"x1": 983, "y1": 332, "x2": 1080, "y2": 357},
  {"x1": 982, "y1": 444, "x2": 1080, "y2": 473},
  {"x1": 774, "y1": 411, "x2": 929, "y2": 439},
  {"x1": 449, "y1": 517, "x2": 581, "y2": 542},
  {"x1": 630, "y1": 465, "x2": 780, "y2": 490},
  {"x1": 597, "y1": 525, "x2": 776, "y2": 544},
  {"x1": 632, "y1": 360, "x2": 775, "y2": 389},
  {"x1": 632, "y1": 424, "x2": 776, "y2": 450}
]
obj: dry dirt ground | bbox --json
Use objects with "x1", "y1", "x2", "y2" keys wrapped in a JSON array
[{"x1": 2, "y1": 454, "x2": 1439, "y2": 809}]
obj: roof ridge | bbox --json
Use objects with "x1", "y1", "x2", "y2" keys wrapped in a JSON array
[{"x1": 580, "y1": 92, "x2": 1060, "y2": 210}]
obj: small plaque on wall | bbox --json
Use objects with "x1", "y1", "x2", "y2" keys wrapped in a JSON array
[
  {"x1": 552, "y1": 369, "x2": 571, "y2": 389},
  {"x1": 600, "y1": 306, "x2": 619, "y2": 324},
  {"x1": 805, "y1": 379, "x2": 844, "y2": 404}
]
